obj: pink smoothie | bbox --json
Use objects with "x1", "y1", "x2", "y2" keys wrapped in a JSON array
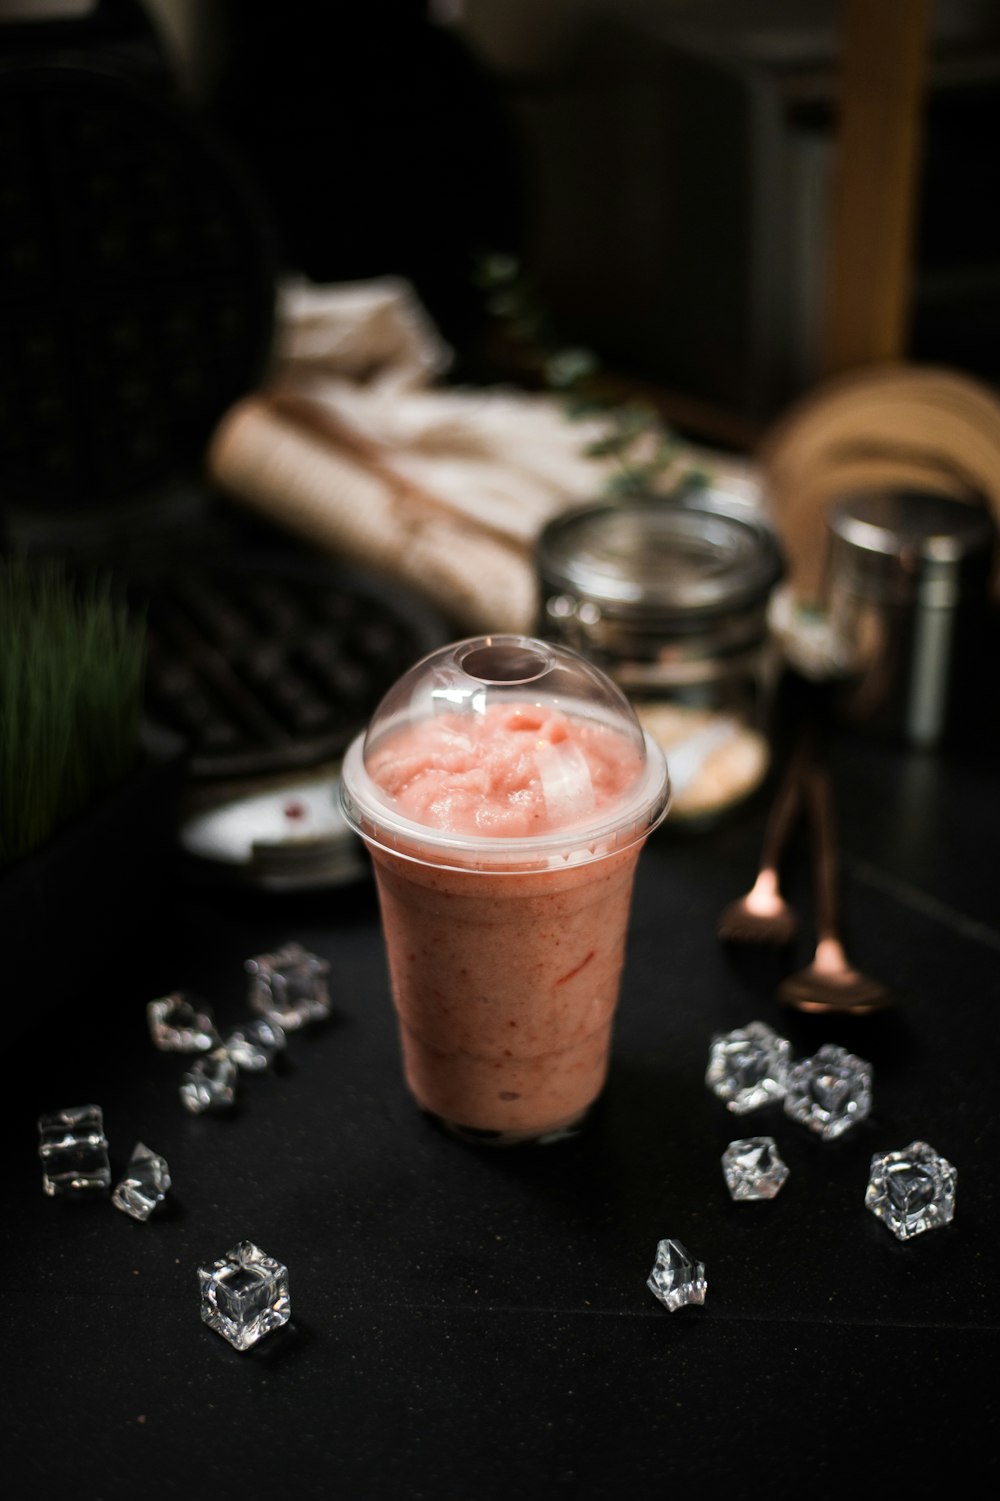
[{"x1": 361, "y1": 702, "x2": 651, "y2": 1141}]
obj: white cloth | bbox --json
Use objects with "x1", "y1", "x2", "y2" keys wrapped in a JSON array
[{"x1": 209, "y1": 276, "x2": 748, "y2": 632}]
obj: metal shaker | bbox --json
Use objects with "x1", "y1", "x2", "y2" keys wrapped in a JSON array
[{"x1": 825, "y1": 490, "x2": 997, "y2": 747}]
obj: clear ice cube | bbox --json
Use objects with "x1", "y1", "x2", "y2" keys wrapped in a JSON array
[
  {"x1": 865, "y1": 1140, "x2": 956, "y2": 1240},
  {"x1": 180, "y1": 1047, "x2": 238, "y2": 1114},
  {"x1": 706, "y1": 1021, "x2": 791, "y2": 1114},
  {"x1": 783, "y1": 1043, "x2": 872, "y2": 1140},
  {"x1": 37, "y1": 1104, "x2": 111, "y2": 1196},
  {"x1": 148, "y1": 992, "x2": 219, "y2": 1053},
  {"x1": 225, "y1": 1017, "x2": 286, "y2": 1073},
  {"x1": 722, "y1": 1136, "x2": 789, "y2": 1201},
  {"x1": 198, "y1": 1241, "x2": 290, "y2": 1351},
  {"x1": 245, "y1": 942, "x2": 330, "y2": 1031},
  {"x1": 647, "y1": 1239, "x2": 707, "y2": 1312},
  {"x1": 112, "y1": 1142, "x2": 171, "y2": 1221},
  {"x1": 534, "y1": 737, "x2": 595, "y2": 823}
]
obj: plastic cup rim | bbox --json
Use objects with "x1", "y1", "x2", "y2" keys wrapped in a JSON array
[{"x1": 339, "y1": 728, "x2": 670, "y2": 875}]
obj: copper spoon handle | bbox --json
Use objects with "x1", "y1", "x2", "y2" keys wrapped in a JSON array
[
  {"x1": 757, "y1": 737, "x2": 812, "y2": 877},
  {"x1": 804, "y1": 761, "x2": 841, "y2": 945}
]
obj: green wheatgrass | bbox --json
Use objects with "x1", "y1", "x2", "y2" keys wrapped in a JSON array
[{"x1": 0, "y1": 561, "x2": 146, "y2": 867}]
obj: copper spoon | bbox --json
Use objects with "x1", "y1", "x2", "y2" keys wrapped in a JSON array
[
  {"x1": 716, "y1": 742, "x2": 808, "y2": 946},
  {"x1": 777, "y1": 762, "x2": 893, "y2": 1015}
]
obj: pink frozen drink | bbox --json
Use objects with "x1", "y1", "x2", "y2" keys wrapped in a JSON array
[{"x1": 340, "y1": 637, "x2": 669, "y2": 1143}]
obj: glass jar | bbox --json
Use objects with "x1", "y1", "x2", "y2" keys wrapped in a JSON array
[{"x1": 536, "y1": 489, "x2": 785, "y2": 823}]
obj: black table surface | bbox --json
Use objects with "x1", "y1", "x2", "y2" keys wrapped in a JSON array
[{"x1": 5, "y1": 721, "x2": 999, "y2": 1498}]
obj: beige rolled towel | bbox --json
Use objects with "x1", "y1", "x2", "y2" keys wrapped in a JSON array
[
  {"x1": 207, "y1": 397, "x2": 539, "y2": 633},
  {"x1": 207, "y1": 277, "x2": 758, "y2": 637}
]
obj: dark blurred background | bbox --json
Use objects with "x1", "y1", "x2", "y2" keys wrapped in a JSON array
[
  {"x1": 3, "y1": 0, "x2": 999, "y2": 872},
  {"x1": 4, "y1": 0, "x2": 1000, "y2": 468},
  {"x1": 163, "y1": 0, "x2": 1000, "y2": 434}
]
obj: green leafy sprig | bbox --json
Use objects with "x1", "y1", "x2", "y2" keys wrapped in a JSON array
[
  {"x1": 0, "y1": 562, "x2": 146, "y2": 868},
  {"x1": 475, "y1": 252, "x2": 706, "y2": 498}
]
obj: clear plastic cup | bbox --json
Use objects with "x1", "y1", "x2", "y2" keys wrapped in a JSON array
[{"x1": 339, "y1": 635, "x2": 670, "y2": 1144}]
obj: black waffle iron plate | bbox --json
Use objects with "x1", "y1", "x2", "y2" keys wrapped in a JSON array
[
  {"x1": 136, "y1": 553, "x2": 448, "y2": 889},
  {"x1": 140, "y1": 553, "x2": 446, "y2": 781}
]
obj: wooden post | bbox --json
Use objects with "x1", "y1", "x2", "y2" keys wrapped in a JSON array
[{"x1": 821, "y1": 0, "x2": 931, "y2": 375}]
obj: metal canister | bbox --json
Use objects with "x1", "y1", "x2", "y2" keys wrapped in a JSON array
[
  {"x1": 825, "y1": 489, "x2": 997, "y2": 747},
  {"x1": 536, "y1": 489, "x2": 785, "y2": 820}
]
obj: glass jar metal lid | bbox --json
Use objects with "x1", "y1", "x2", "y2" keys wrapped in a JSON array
[
  {"x1": 537, "y1": 490, "x2": 784, "y2": 626},
  {"x1": 826, "y1": 489, "x2": 996, "y2": 607}
]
